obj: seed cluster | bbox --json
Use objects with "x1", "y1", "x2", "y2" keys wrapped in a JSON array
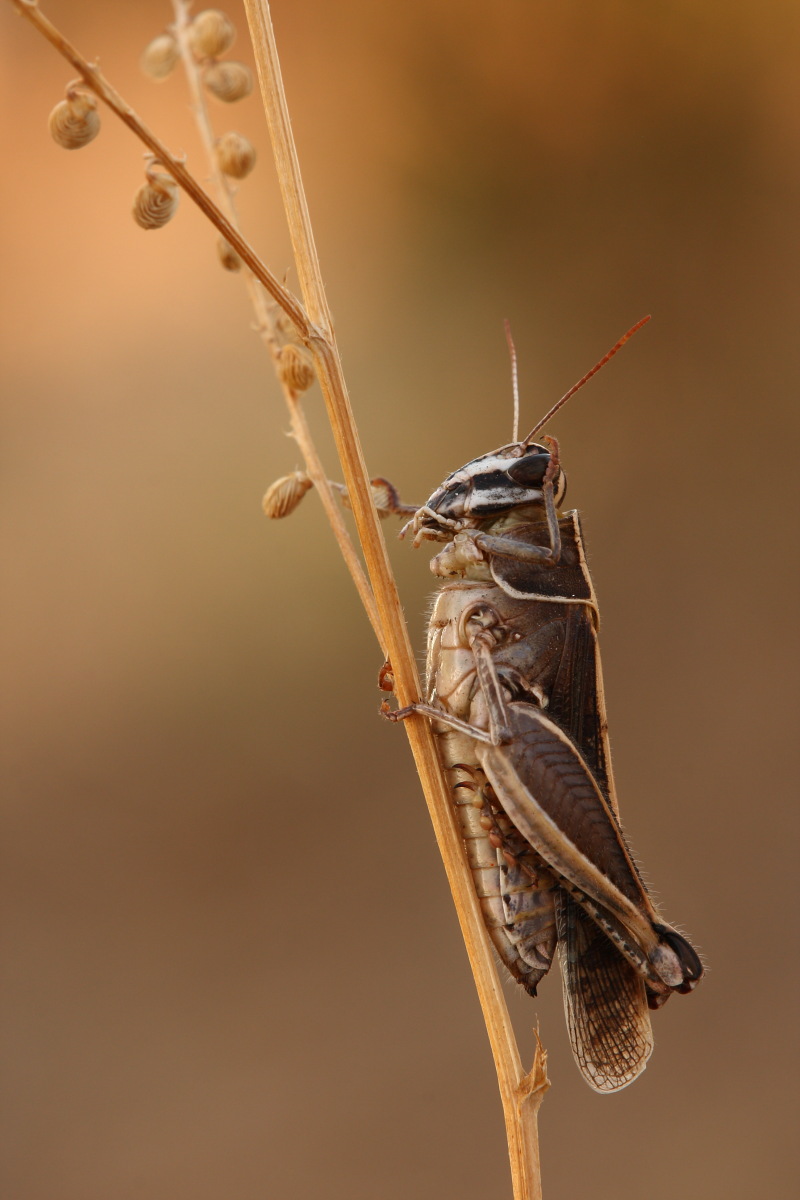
[
  {"x1": 141, "y1": 9, "x2": 252, "y2": 104},
  {"x1": 140, "y1": 10, "x2": 254, "y2": 232},
  {"x1": 43, "y1": 6, "x2": 323, "y2": 520},
  {"x1": 49, "y1": 10, "x2": 257, "y2": 240},
  {"x1": 145, "y1": 10, "x2": 314, "y2": 406}
]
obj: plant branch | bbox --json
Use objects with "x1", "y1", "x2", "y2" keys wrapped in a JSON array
[
  {"x1": 9, "y1": 0, "x2": 383, "y2": 648},
  {"x1": 9, "y1": 0, "x2": 308, "y2": 336},
  {"x1": 10, "y1": 0, "x2": 550, "y2": 1191},
  {"x1": 242, "y1": 2, "x2": 548, "y2": 1197},
  {"x1": 169, "y1": 0, "x2": 382, "y2": 648}
]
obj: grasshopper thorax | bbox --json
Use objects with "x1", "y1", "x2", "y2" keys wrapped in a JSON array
[{"x1": 410, "y1": 441, "x2": 567, "y2": 542}]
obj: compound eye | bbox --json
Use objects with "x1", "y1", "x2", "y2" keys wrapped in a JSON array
[{"x1": 506, "y1": 452, "x2": 550, "y2": 487}]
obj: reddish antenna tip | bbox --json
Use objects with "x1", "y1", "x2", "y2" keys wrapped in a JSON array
[{"x1": 522, "y1": 315, "x2": 651, "y2": 443}]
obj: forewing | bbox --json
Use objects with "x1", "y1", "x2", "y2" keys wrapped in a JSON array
[
  {"x1": 479, "y1": 706, "x2": 654, "y2": 919},
  {"x1": 548, "y1": 600, "x2": 608, "y2": 794},
  {"x1": 556, "y1": 891, "x2": 653, "y2": 1093}
]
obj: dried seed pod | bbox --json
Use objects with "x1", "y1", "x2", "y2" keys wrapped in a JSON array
[
  {"x1": 189, "y1": 9, "x2": 236, "y2": 59},
  {"x1": 217, "y1": 236, "x2": 242, "y2": 272},
  {"x1": 202, "y1": 61, "x2": 253, "y2": 103},
  {"x1": 262, "y1": 471, "x2": 313, "y2": 519},
  {"x1": 278, "y1": 343, "x2": 316, "y2": 393},
  {"x1": 215, "y1": 131, "x2": 256, "y2": 179},
  {"x1": 48, "y1": 87, "x2": 100, "y2": 150},
  {"x1": 141, "y1": 33, "x2": 180, "y2": 79},
  {"x1": 132, "y1": 166, "x2": 179, "y2": 230}
]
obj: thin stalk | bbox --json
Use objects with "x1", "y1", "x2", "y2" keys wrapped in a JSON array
[
  {"x1": 9, "y1": 0, "x2": 550, "y2": 1192},
  {"x1": 169, "y1": 0, "x2": 382, "y2": 649},
  {"x1": 242, "y1": 2, "x2": 549, "y2": 1196}
]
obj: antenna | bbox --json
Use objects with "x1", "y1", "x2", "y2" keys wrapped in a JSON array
[
  {"x1": 504, "y1": 318, "x2": 520, "y2": 444},
  {"x1": 521, "y1": 315, "x2": 651, "y2": 444}
]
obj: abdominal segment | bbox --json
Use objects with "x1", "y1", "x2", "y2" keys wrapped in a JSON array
[
  {"x1": 426, "y1": 580, "x2": 565, "y2": 993},
  {"x1": 447, "y1": 751, "x2": 558, "y2": 994}
]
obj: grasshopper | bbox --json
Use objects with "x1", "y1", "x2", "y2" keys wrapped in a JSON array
[{"x1": 389, "y1": 318, "x2": 703, "y2": 1093}]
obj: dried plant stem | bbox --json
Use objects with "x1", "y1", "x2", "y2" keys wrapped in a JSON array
[
  {"x1": 10, "y1": 0, "x2": 549, "y2": 1192},
  {"x1": 169, "y1": 0, "x2": 382, "y2": 649},
  {"x1": 242, "y1": 2, "x2": 548, "y2": 1196}
]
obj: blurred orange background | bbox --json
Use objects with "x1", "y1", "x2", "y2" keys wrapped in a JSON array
[{"x1": 1, "y1": 2, "x2": 798, "y2": 1197}]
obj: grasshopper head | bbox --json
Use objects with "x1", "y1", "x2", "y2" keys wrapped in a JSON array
[
  {"x1": 405, "y1": 317, "x2": 650, "y2": 543},
  {"x1": 410, "y1": 441, "x2": 567, "y2": 540}
]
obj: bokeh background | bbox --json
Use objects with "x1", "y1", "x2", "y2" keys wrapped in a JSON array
[{"x1": 2, "y1": 2, "x2": 798, "y2": 1197}]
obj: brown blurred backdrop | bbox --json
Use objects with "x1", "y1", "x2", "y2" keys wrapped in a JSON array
[{"x1": 1, "y1": 2, "x2": 798, "y2": 1197}]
